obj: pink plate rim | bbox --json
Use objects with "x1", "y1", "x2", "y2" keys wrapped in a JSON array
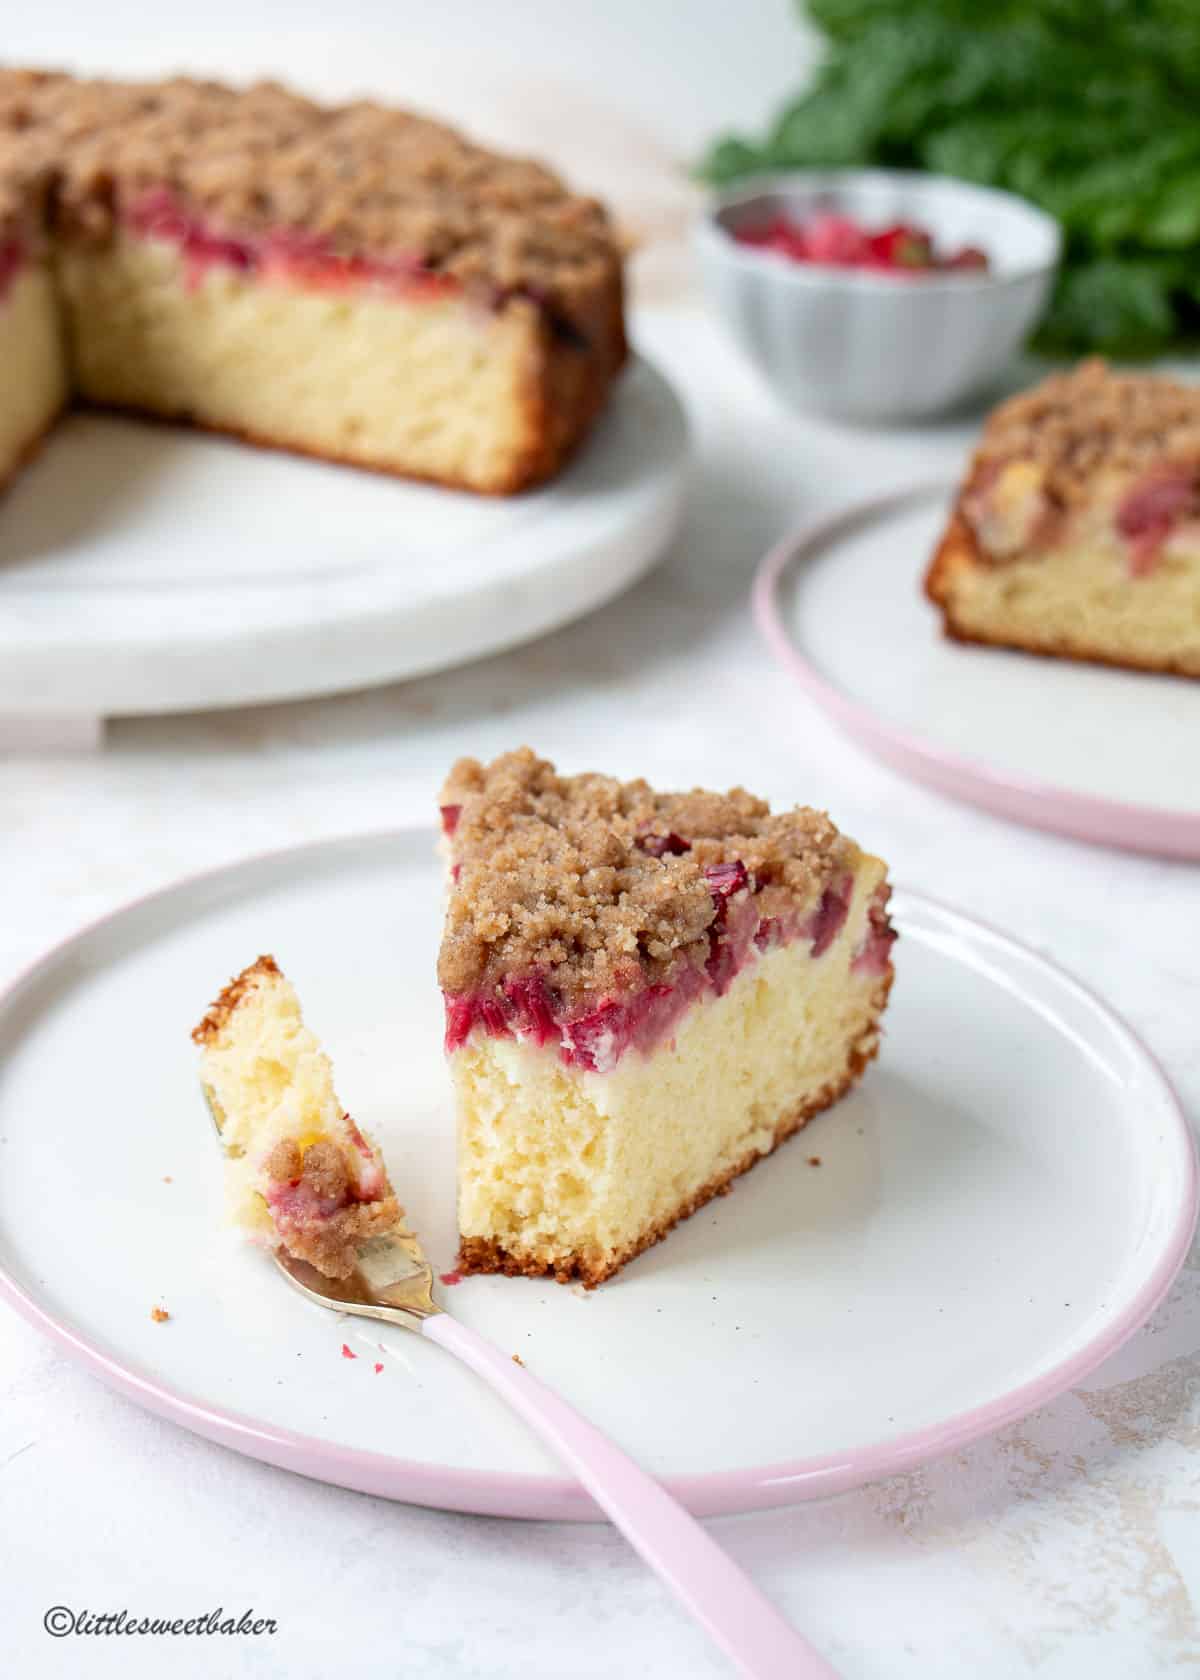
[
  {"x1": 752, "y1": 482, "x2": 1200, "y2": 861},
  {"x1": 0, "y1": 827, "x2": 1195, "y2": 1522}
]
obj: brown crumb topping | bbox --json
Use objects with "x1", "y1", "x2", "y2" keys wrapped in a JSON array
[
  {"x1": 971, "y1": 359, "x2": 1200, "y2": 508},
  {"x1": 265, "y1": 1138, "x2": 348, "y2": 1201},
  {"x1": 191, "y1": 954, "x2": 280, "y2": 1045},
  {"x1": 263, "y1": 1137, "x2": 402, "y2": 1279},
  {"x1": 0, "y1": 69, "x2": 621, "y2": 322},
  {"x1": 438, "y1": 748, "x2": 855, "y2": 1005}
]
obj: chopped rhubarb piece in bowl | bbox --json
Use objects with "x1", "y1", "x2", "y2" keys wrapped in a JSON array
[
  {"x1": 696, "y1": 168, "x2": 1060, "y2": 420},
  {"x1": 735, "y1": 212, "x2": 975, "y2": 277}
]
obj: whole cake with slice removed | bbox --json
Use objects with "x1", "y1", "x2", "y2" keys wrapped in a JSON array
[
  {"x1": 925, "y1": 360, "x2": 1200, "y2": 678},
  {"x1": 439, "y1": 749, "x2": 896, "y2": 1286},
  {"x1": 0, "y1": 68, "x2": 625, "y2": 496},
  {"x1": 193, "y1": 955, "x2": 403, "y2": 1278}
]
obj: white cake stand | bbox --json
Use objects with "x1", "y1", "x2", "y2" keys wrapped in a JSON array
[{"x1": 0, "y1": 355, "x2": 687, "y2": 744}]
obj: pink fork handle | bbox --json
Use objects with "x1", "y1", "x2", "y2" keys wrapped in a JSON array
[{"x1": 422, "y1": 1313, "x2": 839, "y2": 1680}]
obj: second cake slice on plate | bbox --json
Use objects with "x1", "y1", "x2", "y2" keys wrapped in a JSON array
[
  {"x1": 439, "y1": 749, "x2": 896, "y2": 1285},
  {"x1": 925, "y1": 359, "x2": 1200, "y2": 677}
]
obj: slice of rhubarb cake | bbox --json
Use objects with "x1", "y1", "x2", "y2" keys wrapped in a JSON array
[
  {"x1": 193, "y1": 956, "x2": 402, "y2": 1278},
  {"x1": 926, "y1": 360, "x2": 1200, "y2": 677},
  {"x1": 438, "y1": 749, "x2": 896, "y2": 1286}
]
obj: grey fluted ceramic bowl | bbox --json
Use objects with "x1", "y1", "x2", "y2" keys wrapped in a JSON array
[{"x1": 695, "y1": 170, "x2": 1061, "y2": 422}]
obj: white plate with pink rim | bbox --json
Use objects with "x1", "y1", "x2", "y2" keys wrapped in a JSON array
[
  {"x1": 753, "y1": 483, "x2": 1200, "y2": 859},
  {"x1": 0, "y1": 827, "x2": 1193, "y2": 1519},
  {"x1": 0, "y1": 356, "x2": 686, "y2": 733}
]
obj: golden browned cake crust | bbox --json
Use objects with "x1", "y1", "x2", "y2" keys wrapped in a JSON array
[
  {"x1": 0, "y1": 409, "x2": 61, "y2": 495},
  {"x1": 191, "y1": 954, "x2": 281, "y2": 1046},
  {"x1": 439, "y1": 747, "x2": 857, "y2": 1008}
]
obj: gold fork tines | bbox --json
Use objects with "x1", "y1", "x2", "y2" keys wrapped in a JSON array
[{"x1": 273, "y1": 1233, "x2": 442, "y2": 1327}]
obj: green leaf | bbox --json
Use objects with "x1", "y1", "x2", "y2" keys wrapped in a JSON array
[
  {"x1": 698, "y1": 136, "x2": 770, "y2": 185},
  {"x1": 1141, "y1": 167, "x2": 1200, "y2": 249},
  {"x1": 700, "y1": 0, "x2": 1200, "y2": 352},
  {"x1": 1037, "y1": 257, "x2": 1184, "y2": 354}
]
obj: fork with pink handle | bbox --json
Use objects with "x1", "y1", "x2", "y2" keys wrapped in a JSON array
[{"x1": 275, "y1": 1228, "x2": 839, "y2": 1679}]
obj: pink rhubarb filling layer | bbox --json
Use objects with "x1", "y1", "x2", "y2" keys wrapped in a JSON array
[
  {"x1": 126, "y1": 188, "x2": 462, "y2": 300},
  {"x1": 123, "y1": 190, "x2": 590, "y2": 345},
  {"x1": 443, "y1": 871, "x2": 895, "y2": 1075}
]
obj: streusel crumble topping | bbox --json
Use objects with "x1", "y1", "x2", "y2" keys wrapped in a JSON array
[
  {"x1": 0, "y1": 69, "x2": 621, "y2": 322},
  {"x1": 972, "y1": 359, "x2": 1200, "y2": 507},
  {"x1": 438, "y1": 748, "x2": 854, "y2": 1003}
]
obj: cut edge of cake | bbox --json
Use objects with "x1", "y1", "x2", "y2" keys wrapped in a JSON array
[
  {"x1": 925, "y1": 360, "x2": 1200, "y2": 680},
  {"x1": 56, "y1": 226, "x2": 622, "y2": 496},
  {"x1": 454, "y1": 907, "x2": 893, "y2": 1287},
  {"x1": 438, "y1": 749, "x2": 897, "y2": 1287},
  {"x1": 193, "y1": 954, "x2": 403, "y2": 1278},
  {"x1": 0, "y1": 252, "x2": 69, "y2": 492}
]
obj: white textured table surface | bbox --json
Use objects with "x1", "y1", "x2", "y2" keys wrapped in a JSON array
[{"x1": 3, "y1": 6, "x2": 1200, "y2": 1676}]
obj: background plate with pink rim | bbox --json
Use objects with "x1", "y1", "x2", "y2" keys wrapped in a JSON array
[
  {"x1": 0, "y1": 829, "x2": 1193, "y2": 1520},
  {"x1": 754, "y1": 483, "x2": 1200, "y2": 859}
]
